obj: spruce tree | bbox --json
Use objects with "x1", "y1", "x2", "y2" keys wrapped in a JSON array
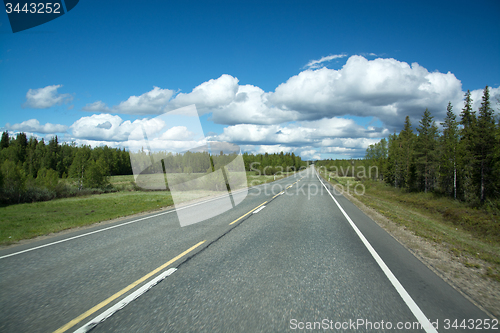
[
  {"x1": 476, "y1": 86, "x2": 496, "y2": 203},
  {"x1": 399, "y1": 116, "x2": 416, "y2": 190},
  {"x1": 459, "y1": 90, "x2": 478, "y2": 203},
  {"x1": 385, "y1": 133, "x2": 401, "y2": 187},
  {"x1": 0, "y1": 131, "x2": 9, "y2": 150},
  {"x1": 416, "y1": 109, "x2": 439, "y2": 193},
  {"x1": 494, "y1": 118, "x2": 500, "y2": 198},
  {"x1": 440, "y1": 102, "x2": 459, "y2": 198}
]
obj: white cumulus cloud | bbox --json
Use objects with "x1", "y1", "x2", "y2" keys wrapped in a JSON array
[
  {"x1": 211, "y1": 84, "x2": 300, "y2": 125},
  {"x1": 22, "y1": 85, "x2": 73, "y2": 109},
  {"x1": 269, "y1": 55, "x2": 464, "y2": 129},
  {"x1": 114, "y1": 86, "x2": 174, "y2": 114},
  {"x1": 70, "y1": 114, "x2": 166, "y2": 141},
  {"x1": 168, "y1": 74, "x2": 239, "y2": 113},
  {"x1": 82, "y1": 87, "x2": 174, "y2": 115},
  {"x1": 215, "y1": 118, "x2": 388, "y2": 148},
  {"x1": 57, "y1": 55, "x2": 499, "y2": 160},
  {"x1": 5, "y1": 119, "x2": 68, "y2": 133},
  {"x1": 159, "y1": 126, "x2": 196, "y2": 141}
]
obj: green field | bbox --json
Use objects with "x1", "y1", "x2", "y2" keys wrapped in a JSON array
[{"x1": 0, "y1": 171, "x2": 295, "y2": 246}]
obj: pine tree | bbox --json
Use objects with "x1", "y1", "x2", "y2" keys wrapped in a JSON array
[
  {"x1": 415, "y1": 109, "x2": 439, "y2": 193},
  {"x1": 440, "y1": 102, "x2": 459, "y2": 198},
  {"x1": 399, "y1": 116, "x2": 416, "y2": 190},
  {"x1": 365, "y1": 138, "x2": 387, "y2": 180},
  {"x1": 385, "y1": 133, "x2": 401, "y2": 187},
  {"x1": 494, "y1": 118, "x2": 500, "y2": 198},
  {"x1": 476, "y1": 86, "x2": 496, "y2": 203},
  {"x1": 458, "y1": 90, "x2": 478, "y2": 203},
  {"x1": 0, "y1": 131, "x2": 9, "y2": 150}
]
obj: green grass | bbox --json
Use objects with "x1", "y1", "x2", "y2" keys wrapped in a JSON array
[
  {"x1": 0, "y1": 171, "x2": 297, "y2": 246},
  {"x1": 0, "y1": 192, "x2": 175, "y2": 245},
  {"x1": 109, "y1": 174, "x2": 135, "y2": 185},
  {"x1": 316, "y1": 168, "x2": 500, "y2": 281},
  {"x1": 245, "y1": 171, "x2": 295, "y2": 187}
]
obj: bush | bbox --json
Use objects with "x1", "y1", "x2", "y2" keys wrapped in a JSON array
[{"x1": 22, "y1": 186, "x2": 56, "y2": 202}]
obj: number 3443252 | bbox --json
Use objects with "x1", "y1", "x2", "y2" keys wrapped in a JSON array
[{"x1": 5, "y1": 3, "x2": 62, "y2": 14}]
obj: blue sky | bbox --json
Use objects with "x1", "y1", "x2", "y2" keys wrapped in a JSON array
[{"x1": 1, "y1": 0, "x2": 499, "y2": 160}]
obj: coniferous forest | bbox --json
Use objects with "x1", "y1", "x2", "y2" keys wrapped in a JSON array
[
  {"x1": 363, "y1": 86, "x2": 499, "y2": 206},
  {"x1": 0, "y1": 133, "x2": 305, "y2": 205}
]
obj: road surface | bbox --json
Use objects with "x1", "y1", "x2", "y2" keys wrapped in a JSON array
[{"x1": 0, "y1": 166, "x2": 496, "y2": 332}]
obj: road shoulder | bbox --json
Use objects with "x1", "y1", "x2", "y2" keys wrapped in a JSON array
[{"x1": 327, "y1": 178, "x2": 499, "y2": 319}]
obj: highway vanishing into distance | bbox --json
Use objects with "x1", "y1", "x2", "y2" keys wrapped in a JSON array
[{"x1": 0, "y1": 166, "x2": 496, "y2": 332}]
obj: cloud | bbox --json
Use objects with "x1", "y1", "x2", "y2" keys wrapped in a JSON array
[
  {"x1": 58, "y1": 55, "x2": 499, "y2": 159},
  {"x1": 215, "y1": 118, "x2": 388, "y2": 148},
  {"x1": 210, "y1": 84, "x2": 300, "y2": 125},
  {"x1": 96, "y1": 121, "x2": 112, "y2": 129},
  {"x1": 70, "y1": 114, "x2": 166, "y2": 141},
  {"x1": 82, "y1": 87, "x2": 174, "y2": 115},
  {"x1": 114, "y1": 86, "x2": 174, "y2": 114},
  {"x1": 168, "y1": 74, "x2": 239, "y2": 113},
  {"x1": 77, "y1": 56, "x2": 473, "y2": 132},
  {"x1": 300, "y1": 149, "x2": 322, "y2": 160},
  {"x1": 22, "y1": 85, "x2": 73, "y2": 109},
  {"x1": 159, "y1": 126, "x2": 196, "y2": 141},
  {"x1": 165, "y1": 75, "x2": 299, "y2": 125},
  {"x1": 82, "y1": 101, "x2": 110, "y2": 112},
  {"x1": 304, "y1": 53, "x2": 348, "y2": 69},
  {"x1": 269, "y1": 55, "x2": 464, "y2": 129},
  {"x1": 69, "y1": 113, "x2": 205, "y2": 154},
  {"x1": 5, "y1": 119, "x2": 68, "y2": 133},
  {"x1": 168, "y1": 56, "x2": 466, "y2": 130}
]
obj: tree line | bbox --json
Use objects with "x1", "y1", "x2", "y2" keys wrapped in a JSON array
[
  {"x1": 0, "y1": 134, "x2": 133, "y2": 203},
  {"x1": 0, "y1": 133, "x2": 306, "y2": 204},
  {"x1": 130, "y1": 150, "x2": 305, "y2": 175},
  {"x1": 364, "y1": 86, "x2": 499, "y2": 206}
]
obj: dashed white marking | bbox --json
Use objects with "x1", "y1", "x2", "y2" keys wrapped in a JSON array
[
  {"x1": 74, "y1": 268, "x2": 177, "y2": 333},
  {"x1": 315, "y1": 169, "x2": 438, "y2": 333},
  {"x1": 252, "y1": 206, "x2": 266, "y2": 214}
]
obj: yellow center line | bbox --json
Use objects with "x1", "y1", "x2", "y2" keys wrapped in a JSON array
[
  {"x1": 272, "y1": 191, "x2": 284, "y2": 199},
  {"x1": 229, "y1": 201, "x2": 268, "y2": 225},
  {"x1": 53, "y1": 240, "x2": 206, "y2": 333}
]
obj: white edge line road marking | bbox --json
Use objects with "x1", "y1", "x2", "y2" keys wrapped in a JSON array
[
  {"x1": 315, "y1": 169, "x2": 438, "y2": 333},
  {"x1": 252, "y1": 206, "x2": 266, "y2": 214},
  {"x1": 1, "y1": 176, "x2": 296, "y2": 260},
  {"x1": 74, "y1": 268, "x2": 177, "y2": 333}
]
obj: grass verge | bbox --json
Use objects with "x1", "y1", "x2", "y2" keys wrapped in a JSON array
[{"x1": 0, "y1": 192, "x2": 174, "y2": 245}]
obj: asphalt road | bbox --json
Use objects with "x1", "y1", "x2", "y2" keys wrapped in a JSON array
[{"x1": 0, "y1": 166, "x2": 496, "y2": 332}]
